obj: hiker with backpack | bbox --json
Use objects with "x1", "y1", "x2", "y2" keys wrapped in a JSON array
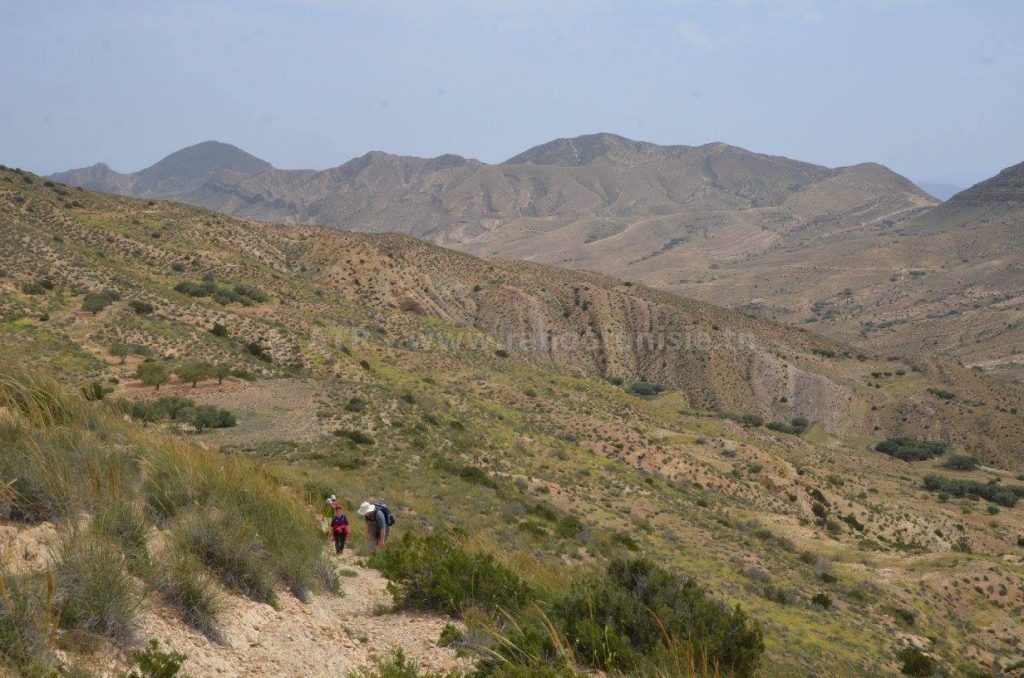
[
  {"x1": 357, "y1": 500, "x2": 394, "y2": 552},
  {"x1": 330, "y1": 505, "x2": 350, "y2": 554}
]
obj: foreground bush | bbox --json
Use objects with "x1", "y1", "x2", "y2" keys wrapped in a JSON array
[
  {"x1": 551, "y1": 558, "x2": 762, "y2": 676},
  {"x1": 369, "y1": 532, "x2": 532, "y2": 616}
]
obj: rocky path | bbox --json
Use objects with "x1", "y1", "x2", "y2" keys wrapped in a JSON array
[{"x1": 130, "y1": 549, "x2": 466, "y2": 677}]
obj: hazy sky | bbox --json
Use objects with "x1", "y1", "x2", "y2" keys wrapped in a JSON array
[{"x1": 2, "y1": 1, "x2": 1021, "y2": 185}]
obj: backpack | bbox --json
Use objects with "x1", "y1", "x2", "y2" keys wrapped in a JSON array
[{"x1": 375, "y1": 502, "x2": 396, "y2": 527}]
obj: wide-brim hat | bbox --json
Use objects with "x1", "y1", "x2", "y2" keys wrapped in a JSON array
[{"x1": 357, "y1": 501, "x2": 375, "y2": 516}]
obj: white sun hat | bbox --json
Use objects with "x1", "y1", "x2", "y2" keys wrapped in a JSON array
[{"x1": 357, "y1": 501, "x2": 375, "y2": 516}]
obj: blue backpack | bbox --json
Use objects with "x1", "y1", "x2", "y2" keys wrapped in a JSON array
[{"x1": 375, "y1": 502, "x2": 396, "y2": 527}]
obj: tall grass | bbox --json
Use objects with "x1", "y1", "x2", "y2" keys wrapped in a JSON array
[
  {"x1": 0, "y1": 568, "x2": 56, "y2": 672},
  {"x1": 154, "y1": 551, "x2": 224, "y2": 642},
  {"x1": 52, "y1": 532, "x2": 140, "y2": 640}
]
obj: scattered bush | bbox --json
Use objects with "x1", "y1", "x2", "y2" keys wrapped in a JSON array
[
  {"x1": 209, "y1": 322, "x2": 229, "y2": 337},
  {"x1": 898, "y1": 647, "x2": 936, "y2": 676},
  {"x1": 942, "y1": 455, "x2": 978, "y2": 471},
  {"x1": 334, "y1": 428, "x2": 375, "y2": 445},
  {"x1": 129, "y1": 299, "x2": 154, "y2": 315},
  {"x1": 82, "y1": 290, "x2": 120, "y2": 315},
  {"x1": 875, "y1": 437, "x2": 947, "y2": 462},
  {"x1": 766, "y1": 417, "x2": 810, "y2": 435},
  {"x1": 124, "y1": 639, "x2": 188, "y2": 678},
  {"x1": 924, "y1": 474, "x2": 1024, "y2": 508},
  {"x1": 629, "y1": 381, "x2": 666, "y2": 397},
  {"x1": 810, "y1": 592, "x2": 832, "y2": 609}
]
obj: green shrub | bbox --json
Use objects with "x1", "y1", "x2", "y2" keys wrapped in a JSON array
[
  {"x1": 351, "y1": 648, "x2": 463, "y2": 678},
  {"x1": 437, "y1": 623, "x2": 464, "y2": 648},
  {"x1": 554, "y1": 515, "x2": 583, "y2": 539},
  {"x1": 82, "y1": 290, "x2": 120, "y2": 315},
  {"x1": 129, "y1": 299, "x2": 155, "y2": 315},
  {"x1": 334, "y1": 428, "x2": 375, "y2": 445},
  {"x1": 738, "y1": 414, "x2": 764, "y2": 428},
  {"x1": 767, "y1": 417, "x2": 810, "y2": 435},
  {"x1": 370, "y1": 532, "x2": 532, "y2": 616},
  {"x1": 897, "y1": 647, "x2": 936, "y2": 676},
  {"x1": 923, "y1": 474, "x2": 1024, "y2": 507},
  {"x1": 942, "y1": 455, "x2": 978, "y2": 471},
  {"x1": 494, "y1": 349, "x2": 510, "y2": 358},
  {"x1": 810, "y1": 592, "x2": 832, "y2": 609},
  {"x1": 53, "y1": 532, "x2": 140, "y2": 639},
  {"x1": 124, "y1": 639, "x2": 188, "y2": 678},
  {"x1": 629, "y1": 381, "x2": 666, "y2": 397},
  {"x1": 432, "y1": 457, "x2": 497, "y2": 488},
  {"x1": 875, "y1": 437, "x2": 947, "y2": 462},
  {"x1": 20, "y1": 281, "x2": 46, "y2": 295},
  {"x1": 209, "y1": 322, "x2": 229, "y2": 337},
  {"x1": 543, "y1": 558, "x2": 763, "y2": 677},
  {"x1": 926, "y1": 387, "x2": 957, "y2": 401}
]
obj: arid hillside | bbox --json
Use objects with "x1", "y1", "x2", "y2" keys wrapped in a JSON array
[
  {"x1": 691, "y1": 161, "x2": 1024, "y2": 381},
  {"x1": 5, "y1": 169, "x2": 1024, "y2": 676}
]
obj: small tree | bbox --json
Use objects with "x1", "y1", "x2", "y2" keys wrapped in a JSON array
[
  {"x1": 211, "y1": 363, "x2": 230, "y2": 385},
  {"x1": 137, "y1": 362, "x2": 168, "y2": 391},
  {"x1": 83, "y1": 293, "x2": 111, "y2": 315},
  {"x1": 176, "y1": 361, "x2": 211, "y2": 388},
  {"x1": 111, "y1": 342, "x2": 132, "y2": 365}
]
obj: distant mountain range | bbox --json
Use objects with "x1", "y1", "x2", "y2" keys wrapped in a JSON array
[{"x1": 49, "y1": 135, "x2": 1024, "y2": 379}]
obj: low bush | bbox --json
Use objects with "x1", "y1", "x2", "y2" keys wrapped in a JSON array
[
  {"x1": 874, "y1": 437, "x2": 947, "y2": 462},
  {"x1": 766, "y1": 417, "x2": 810, "y2": 435},
  {"x1": 82, "y1": 290, "x2": 120, "y2": 315},
  {"x1": 129, "y1": 299, "x2": 154, "y2": 315},
  {"x1": 124, "y1": 639, "x2": 188, "y2": 678},
  {"x1": 923, "y1": 474, "x2": 1024, "y2": 507},
  {"x1": 352, "y1": 649, "x2": 464, "y2": 678},
  {"x1": 897, "y1": 647, "x2": 936, "y2": 676},
  {"x1": 482, "y1": 558, "x2": 764, "y2": 678},
  {"x1": 942, "y1": 455, "x2": 978, "y2": 471},
  {"x1": 629, "y1": 381, "x2": 666, "y2": 397},
  {"x1": 334, "y1": 428, "x2": 375, "y2": 445},
  {"x1": 369, "y1": 532, "x2": 532, "y2": 616}
]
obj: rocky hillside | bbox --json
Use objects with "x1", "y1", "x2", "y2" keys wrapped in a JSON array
[
  {"x1": 5, "y1": 165, "x2": 1022, "y2": 460},
  {"x1": 5, "y1": 169, "x2": 1024, "y2": 676}
]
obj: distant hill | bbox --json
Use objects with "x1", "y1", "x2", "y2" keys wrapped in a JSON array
[{"x1": 50, "y1": 141, "x2": 272, "y2": 199}]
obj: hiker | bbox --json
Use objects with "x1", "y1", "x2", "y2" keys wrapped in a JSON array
[
  {"x1": 323, "y1": 494, "x2": 338, "y2": 530},
  {"x1": 330, "y1": 505, "x2": 350, "y2": 554},
  {"x1": 357, "y1": 500, "x2": 394, "y2": 552}
]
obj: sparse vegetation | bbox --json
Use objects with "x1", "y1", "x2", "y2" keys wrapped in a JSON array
[{"x1": 875, "y1": 437, "x2": 947, "y2": 462}]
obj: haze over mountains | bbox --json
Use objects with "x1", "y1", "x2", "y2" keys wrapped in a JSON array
[{"x1": 51, "y1": 134, "x2": 1024, "y2": 380}]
